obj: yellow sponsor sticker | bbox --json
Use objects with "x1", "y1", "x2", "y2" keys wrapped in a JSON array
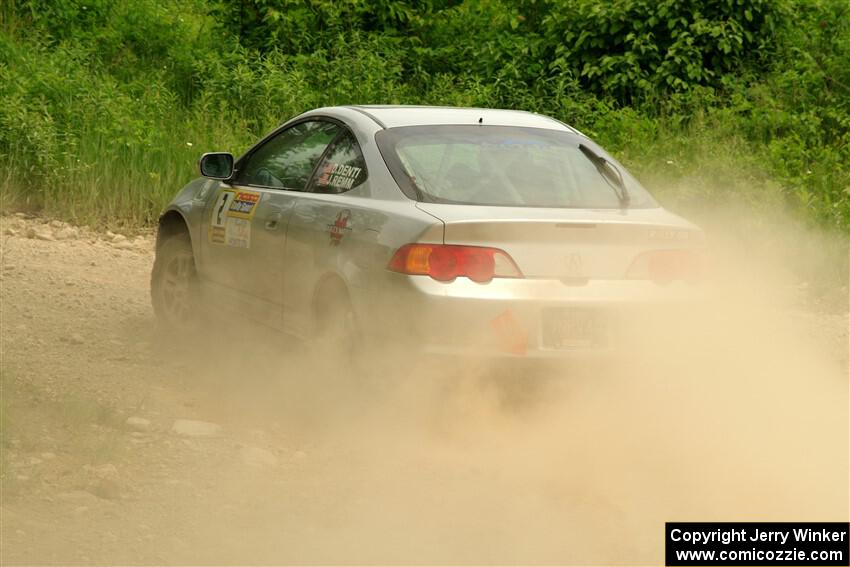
[{"x1": 208, "y1": 189, "x2": 261, "y2": 247}]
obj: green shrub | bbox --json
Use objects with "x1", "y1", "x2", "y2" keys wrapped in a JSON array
[{"x1": 0, "y1": 0, "x2": 847, "y2": 232}]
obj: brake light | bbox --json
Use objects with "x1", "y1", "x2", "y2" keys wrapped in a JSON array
[
  {"x1": 388, "y1": 244, "x2": 523, "y2": 283},
  {"x1": 626, "y1": 249, "x2": 704, "y2": 283}
]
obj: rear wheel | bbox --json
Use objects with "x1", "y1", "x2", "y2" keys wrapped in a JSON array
[
  {"x1": 151, "y1": 232, "x2": 200, "y2": 331},
  {"x1": 312, "y1": 283, "x2": 362, "y2": 371}
]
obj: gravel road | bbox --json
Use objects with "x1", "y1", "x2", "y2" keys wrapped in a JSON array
[{"x1": 1, "y1": 213, "x2": 847, "y2": 565}]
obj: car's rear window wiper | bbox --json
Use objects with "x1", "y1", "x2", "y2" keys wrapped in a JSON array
[{"x1": 578, "y1": 144, "x2": 630, "y2": 208}]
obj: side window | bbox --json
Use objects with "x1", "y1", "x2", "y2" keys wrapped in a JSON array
[
  {"x1": 237, "y1": 121, "x2": 340, "y2": 190},
  {"x1": 310, "y1": 131, "x2": 368, "y2": 194}
]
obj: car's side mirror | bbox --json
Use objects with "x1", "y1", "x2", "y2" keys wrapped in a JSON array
[{"x1": 199, "y1": 152, "x2": 234, "y2": 179}]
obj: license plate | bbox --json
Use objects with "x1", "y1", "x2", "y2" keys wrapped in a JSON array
[{"x1": 542, "y1": 308, "x2": 606, "y2": 349}]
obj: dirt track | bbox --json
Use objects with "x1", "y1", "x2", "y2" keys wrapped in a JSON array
[{"x1": 1, "y1": 213, "x2": 848, "y2": 565}]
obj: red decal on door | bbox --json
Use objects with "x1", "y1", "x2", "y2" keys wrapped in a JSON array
[{"x1": 328, "y1": 209, "x2": 352, "y2": 246}]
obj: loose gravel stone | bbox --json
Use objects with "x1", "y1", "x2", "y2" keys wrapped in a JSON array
[
  {"x1": 54, "y1": 227, "x2": 79, "y2": 240},
  {"x1": 171, "y1": 419, "x2": 222, "y2": 437},
  {"x1": 125, "y1": 416, "x2": 152, "y2": 432},
  {"x1": 90, "y1": 479, "x2": 122, "y2": 500},
  {"x1": 239, "y1": 446, "x2": 279, "y2": 468}
]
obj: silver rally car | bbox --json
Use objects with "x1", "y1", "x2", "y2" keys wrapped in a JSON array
[{"x1": 151, "y1": 105, "x2": 705, "y2": 358}]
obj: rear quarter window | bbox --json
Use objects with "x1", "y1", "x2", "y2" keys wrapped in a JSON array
[{"x1": 310, "y1": 131, "x2": 368, "y2": 194}]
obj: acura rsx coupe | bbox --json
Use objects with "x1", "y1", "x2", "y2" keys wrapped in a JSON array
[{"x1": 151, "y1": 105, "x2": 705, "y2": 359}]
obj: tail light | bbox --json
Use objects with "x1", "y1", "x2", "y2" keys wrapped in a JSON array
[
  {"x1": 387, "y1": 244, "x2": 523, "y2": 283},
  {"x1": 626, "y1": 249, "x2": 704, "y2": 283}
]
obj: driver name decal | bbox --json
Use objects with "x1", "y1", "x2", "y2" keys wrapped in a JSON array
[{"x1": 316, "y1": 163, "x2": 362, "y2": 191}]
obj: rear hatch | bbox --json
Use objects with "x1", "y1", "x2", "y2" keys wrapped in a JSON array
[{"x1": 415, "y1": 203, "x2": 704, "y2": 280}]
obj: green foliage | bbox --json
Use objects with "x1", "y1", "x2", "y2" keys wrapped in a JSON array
[
  {"x1": 211, "y1": 0, "x2": 423, "y2": 53},
  {"x1": 761, "y1": 0, "x2": 850, "y2": 227},
  {"x1": 0, "y1": 0, "x2": 847, "y2": 232},
  {"x1": 542, "y1": 0, "x2": 789, "y2": 104}
]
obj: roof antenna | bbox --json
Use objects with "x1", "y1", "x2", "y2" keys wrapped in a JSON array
[{"x1": 478, "y1": 117, "x2": 483, "y2": 124}]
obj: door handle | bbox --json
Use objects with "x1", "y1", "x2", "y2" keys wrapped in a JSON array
[{"x1": 264, "y1": 211, "x2": 283, "y2": 231}]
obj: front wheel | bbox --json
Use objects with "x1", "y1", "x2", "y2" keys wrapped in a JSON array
[{"x1": 150, "y1": 232, "x2": 200, "y2": 331}]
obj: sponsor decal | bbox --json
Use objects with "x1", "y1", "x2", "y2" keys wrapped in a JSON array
[
  {"x1": 328, "y1": 209, "x2": 352, "y2": 246},
  {"x1": 490, "y1": 309, "x2": 528, "y2": 355},
  {"x1": 316, "y1": 162, "x2": 362, "y2": 191},
  {"x1": 228, "y1": 191, "x2": 260, "y2": 218},
  {"x1": 210, "y1": 225, "x2": 226, "y2": 245},
  {"x1": 208, "y1": 189, "x2": 261, "y2": 247},
  {"x1": 224, "y1": 217, "x2": 251, "y2": 248},
  {"x1": 211, "y1": 190, "x2": 233, "y2": 228}
]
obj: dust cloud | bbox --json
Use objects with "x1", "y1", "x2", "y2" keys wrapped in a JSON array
[
  {"x1": 1, "y1": 204, "x2": 847, "y2": 565},
  {"x1": 151, "y1": 205, "x2": 847, "y2": 564}
]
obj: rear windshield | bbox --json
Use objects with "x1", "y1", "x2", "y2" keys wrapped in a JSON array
[{"x1": 375, "y1": 125, "x2": 657, "y2": 208}]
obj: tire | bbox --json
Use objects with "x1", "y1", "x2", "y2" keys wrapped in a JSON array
[
  {"x1": 150, "y1": 232, "x2": 200, "y2": 332},
  {"x1": 312, "y1": 284, "x2": 362, "y2": 370}
]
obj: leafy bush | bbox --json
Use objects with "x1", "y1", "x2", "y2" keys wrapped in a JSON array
[
  {"x1": 0, "y1": 0, "x2": 847, "y2": 232},
  {"x1": 542, "y1": 0, "x2": 790, "y2": 104},
  {"x1": 211, "y1": 0, "x2": 421, "y2": 53}
]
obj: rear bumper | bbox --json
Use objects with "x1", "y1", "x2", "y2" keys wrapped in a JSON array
[{"x1": 360, "y1": 273, "x2": 706, "y2": 360}]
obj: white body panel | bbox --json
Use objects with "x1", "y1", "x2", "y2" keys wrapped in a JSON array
[{"x1": 158, "y1": 105, "x2": 706, "y2": 359}]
